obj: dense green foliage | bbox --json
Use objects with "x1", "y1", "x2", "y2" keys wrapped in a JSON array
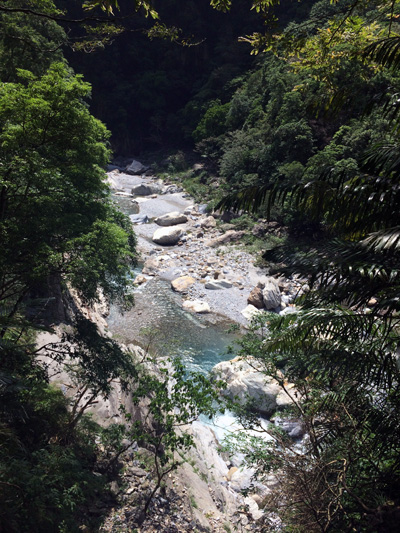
[
  {"x1": 209, "y1": 2, "x2": 400, "y2": 532},
  {"x1": 0, "y1": 3, "x2": 139, "y2": 531},
  {"x1": 3, "y1": 0, "x2": 400, "y2": 531}
]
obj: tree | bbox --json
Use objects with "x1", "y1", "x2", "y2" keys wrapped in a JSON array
[
  {"x1": 0, "y1": 7, "x2": 139, "y2": 528},
  {"x1": 0, "y1": 62, "x2": 136, "y2": 318},
  {"x1": 122, "y1": 355, "x2": 222, "y2": 525},
  {"x1": 0, "y1": 0, "x2": 65, "y2": 82}
]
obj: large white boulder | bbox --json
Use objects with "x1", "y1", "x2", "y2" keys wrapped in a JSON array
[
  {"x1": 213, "y1": 357, "x2": 289, "y2": 416},
  {"x1": 262, "y1": 277, "x2": 281, "y2": 310},
  {"x1": 241, "y1": 304, "x2": 263, "y2": 321},
  {"x1": 152, "y1": 227, "x2": 183, "y2": 245},
  {"x1": 154, "y1": 211, "x2": 188, "y2": 226},
  {"x1": 182, "y1": 300, "x2": 210, "y2": 313},
  {"x1": 171, "y1": 276, "x2": 195, "y2": 293}
]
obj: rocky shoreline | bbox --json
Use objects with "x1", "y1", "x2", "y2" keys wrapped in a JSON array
[
  {"x1": 99, "y1": 162, "x2": 308, "y2": 532},
  {"x1": 107, "y1": 167, "x2": 309, "y2": 329}
]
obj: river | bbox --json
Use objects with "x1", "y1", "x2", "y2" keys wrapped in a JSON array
[{"x1": 108, "y1": 193, "x2": 238, "y2": 376}]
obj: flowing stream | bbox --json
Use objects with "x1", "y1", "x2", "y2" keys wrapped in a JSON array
[
  {"x1": 108, "y1": 274, "x2": 237, "y2": 375},
  {"x1": 108, "y1": 190, "x2": 274, "y2": 443},
  {"x1": 108, "y1": 195, "x2": 238, "y2": 375}
]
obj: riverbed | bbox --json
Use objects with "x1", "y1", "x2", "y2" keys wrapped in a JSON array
[{"x1": 107, "y1": 170, "x2": 268, "y2": 374}]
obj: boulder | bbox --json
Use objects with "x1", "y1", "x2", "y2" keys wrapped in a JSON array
[
  {"x1": 212, "y1": 357, "x2": 284, "y2": 416},
  {"x1": 133, "y1": 274, "x2": 148, "y2": 285},
  {"x1": 171, "y1": 276, "x2": 196, "y2": 293},
  {"x1": 125, "y1": 159, "x2": 147, "y2": 175},
  {"x1": 184, "y1": 205, "x2": 196, "y2": 215},
  {"x1": 262, "y1": 277, "x2": 281, "y2": 310},
  {"x1": 129, "y1": 214, "x2": 149, "y2": 224},
  {"x1": 152, "y1": 227, "x2": 183, "y2": 246},
  {"x1": 200, "y1": 215, "x2": 217, "y2": 229},
  {"x1": 274, "y1": 417, "x2": 305, "y2": 439},
  {"x1": 154, "y1": 211, "x2": 188, "y2": 226},
  {"x1": 229, "y1": 467, "x2": 254, "y2": 493},
  {"x1": 198, "y1": 204, "x2": 208, "y2": 214},
  {"x1": 205, "y1": 279, "x2": 232, "y2": 290},
  {"x1": 182, "y1": 300, "x2": 210, "y2": 313},
  {"x1": 243, "y1": 496, "x2": 264, "y2": 521},
  {"x1": 276, "y1": 382, "x2": 298, "y2": 408},
  {"x1": 247, "y1": 286, "x2": 265, "y2": 309},
  {"x1": 131, "y1": 183, "x2": 162, "y2": 196},
  {"x1": 142, "y1": 257, "x2": 161, "y2": 275},
  {"x1": 252, "y1": 222, "x2": 269, "y2": 238},
  {"x1": 226, "y1": 466, "x2": 238, "y2": 481},
  {"x1": 205, "y1": 230, "x2": 245, "y2": 248},
  {"x1": 162, "y1": 184, "x2": 183, "y2": 194},
  {"x1": 220, "y1": 210, "x2": 237, "y2": 223},
  {"x1": 241, "y1": 304, "x2": 263, "y2": 321}
]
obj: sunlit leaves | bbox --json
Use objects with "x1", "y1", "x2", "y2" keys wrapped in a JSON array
[
  {"x1": 0, "y1": 62, "x2": 136, "y2": 307},
  {"x1": 210, "y1": 0, "x2": 232, "y2": 12},
  {"x1": 83, "y1": 0, "x2": 159, "y2": 18}
]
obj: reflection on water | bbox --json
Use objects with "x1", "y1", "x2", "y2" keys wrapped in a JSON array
[
  {"x1": 112, "y1": 194, "x2": 139, "y2": 216},
  {"x1": 108, "y1": 277, "x2": 237, "y2": 375}
]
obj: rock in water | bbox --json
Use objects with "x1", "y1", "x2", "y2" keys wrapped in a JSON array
[
  {"x1": 212, "y1": 357, "x2": 284, "y2": 416},
  {"x1": 182, "y1": 300, "x2": 210, "y2": 313},
  {"x1": 152, "y1": 227, "x2": 183, "y2": 245},
  {"x1": 262, "y1": 277, "x2": 281, "y2": 309},
  {"x1": 154, "y1": 212, "x2": 188, "y2": 226},
  {"x1": 171, "y1": 276, "x2": 196, "y2": 293},
  {"x1": 133, "y1": 274, "x2": 148, "y2": 285},
  {"x1": 274, "y1": 417, "x2": 305, "y2": 439}
]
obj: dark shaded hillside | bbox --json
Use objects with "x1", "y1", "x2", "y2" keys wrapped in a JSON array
[{"x1": 64, "y1": 0, "x2": 312, "y2": 153}]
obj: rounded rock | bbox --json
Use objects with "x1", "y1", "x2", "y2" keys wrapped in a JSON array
[{"x1": 152, "y1": 227, "x2": 183, "y2": 245}]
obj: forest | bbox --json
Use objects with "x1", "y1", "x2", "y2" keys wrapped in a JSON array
[{"x1": 0, "y1": 0, "x2": 399, "y2": 531}]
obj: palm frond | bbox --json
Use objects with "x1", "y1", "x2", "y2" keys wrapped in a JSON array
[
  {"x1": 258, "y1": 308, "x2": 400, "y2": 391},
  {"x1": 216, "y1": 183, "x2": 272, "y2": 214},
  {"x1": 265, "y1": 232, "x2": 400, "y2": 313},
  {"x1": 362, "y1": 226, "x2": 400, "y2": 253},
  {"x1": 361, "y1": 142, "x2": 400, "y2": 174},
  {"x1": 364, "y1": 36, "x2": 400, "y2": 71}
]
